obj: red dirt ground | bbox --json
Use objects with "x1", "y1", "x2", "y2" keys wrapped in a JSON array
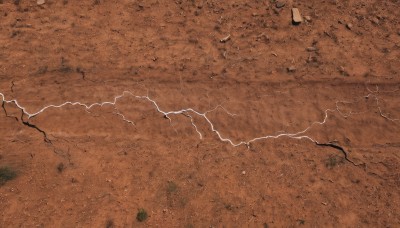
[{"x1": 1, "y1": 0, "x2": 400, "y2": 227}]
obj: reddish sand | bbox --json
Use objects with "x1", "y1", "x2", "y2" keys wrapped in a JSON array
[{"x1": 1, "y1": 0, "x2": 400, "y2": 227}]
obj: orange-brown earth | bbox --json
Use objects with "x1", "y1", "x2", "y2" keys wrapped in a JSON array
[{"x1": 1, "y1": 0, "x2": 400, "y2": 227}]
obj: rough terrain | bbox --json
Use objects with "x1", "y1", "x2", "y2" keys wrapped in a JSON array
[{"x1": 0, "y1": 0, "x2": 400, "y2": 227}]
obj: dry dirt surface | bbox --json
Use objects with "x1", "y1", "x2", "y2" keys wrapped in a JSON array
[{"x1": 1, "y1": 0, "x2": 400, "y2": 227}]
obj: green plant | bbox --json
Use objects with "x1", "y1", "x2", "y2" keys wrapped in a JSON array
[
  {"x1": 0, "y1": 166, "x2": 17, "y2": 186},
  {"x1": 136, "y1": 208, "x2": 148, "y2": 222}
]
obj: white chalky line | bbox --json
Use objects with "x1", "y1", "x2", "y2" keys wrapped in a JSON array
[{"x1": 0, "y1": 88, "x2": 398, "y2": 147}]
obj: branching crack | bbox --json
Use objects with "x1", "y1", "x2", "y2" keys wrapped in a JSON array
[
  {"x1": 20, "y1": 110, "x2": 51, "y2": 143},
  {"x1": 10, "y1": 80, "x2": 15, "y2": 93},
  {"x1": 2, "y1": 101, "x2": 18, "y2": 121},
  {"x1": 0, "y1": 85, "x2": 398, "y2": 167}
]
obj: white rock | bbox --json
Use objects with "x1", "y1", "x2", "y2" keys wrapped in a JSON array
[
  {"x1": 37, "y1": 0, "x2": 45, "y2": 5},
  {"x1": 292, "y1": 8, "x2": 303, "y2": 23}
]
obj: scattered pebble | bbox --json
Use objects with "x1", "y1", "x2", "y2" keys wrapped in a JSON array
[
  {"x1": 287, "y1": 66, "x2": 296, "y2": 72},
  {"x1": 306, "y1": 47, "x2": 318, "y2": 52},
  {"x1": 292, "y1": 8, "x2": 303, "y2": 24},
  {"x1": 346, "y1": 23, "x2": 353, "y2": 30},
  {"x1": 220, "y1": 34, "x2": 231, "y2": 43},
  {"x1": 242, "y1": 171, "x2": 246, "y2": 175},
  {"x1": 338, "y1": 66, "x2": 349, "y2": 76},
  {"x1": 304, "y1": 16, "x2": 312, "y2": 22},
  {"x1": 275, "y1": 1, "x2": 285, "y2": 8},
  {"x1": 371, "y1": 18, "x2": 380, "y2": 25},
  {"x1": 37, "y1": 0, "x2": 45, "y2": 5}
]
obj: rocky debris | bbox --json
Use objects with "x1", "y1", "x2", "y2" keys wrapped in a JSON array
[
  {"x1": 292, "y1": 8, "x2": 303, "y2": 24},
  {"x1": 220, "y1": 34, "x2": 231, "y2": 43},
  {"x1": 304, "y1": 16, "x2": 312, "y2": 22},
  {"x1": 306, "y1": 47, "x2": 318, "y2": 52},
  {"x1": 307, "y1": 55, "x2": 318, "y2": 63},
  {"x1": 371, "y1": 17, "x2": 380, "y2": 25},
  {"x1": 338, "y1": 66, "x2": 349, "y2": 76},
  {"x1": 275, "y1": 1, "x2": 285, "y2": 8},
  {"x1": 287, "y1": 66, "x2": 296, "y2": 72},
  {"x1": 37, "y1": 0, "x2": 45, "y2": 5},
  {"x1": 346, "y1": 23, "x2": 353, "y2": 30}
]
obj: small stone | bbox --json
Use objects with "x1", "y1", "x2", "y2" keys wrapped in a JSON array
[
  {"x1": 275, "y1": 1, "x2": 285, "y2": 8},
  {"x1": 292, "y1": 8, "x2": 303, "y2": 24},
  {"x1": 287, "y1": 66, "x2": 296, "y2": 72},
  {"x1": 304, "y1": 16, "x2": 311, "y2": 22},
  {"x1": 306, "y1": 47, "x2": 318, "y2": 52},
  {"x1": 346, "y1": 23, "x2": 353, "y2": 30},
  {"x1": 220, "y1": 34, "x2": 231, "y2": 43},
  {"x1": 371, "y1": 18, "x2": 380, "y2": 25},
  {"x1": 37, "y1": 0, "x2": 45, "y2": 5},
  {"x1": 338, "y1": 66, "x2": 349, "y2": 76},
  {"x1": 242, "y1": 171, "x2": 246, "y2": 175}
]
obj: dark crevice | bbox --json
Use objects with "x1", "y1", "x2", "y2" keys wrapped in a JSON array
[
  {"x1": 2, "y1": 101, "x2": 50, "y2": 142},
  {"x1": 20, "y1": 110, "x2": 51, "y2": 143},
  {"x1": 10, "y1": 80, "x2": 15, "y2": 93},
  {"x1": 315, "y1": 142, "x2": 365, "y2": 167},
  {"x1": 1, "y1": 101, "x2": 18, "y2": 121}
]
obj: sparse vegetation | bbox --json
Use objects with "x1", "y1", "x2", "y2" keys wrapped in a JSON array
[
  {"x1": 105, "y1": 219, "x2": 114, "y2": 228},
  {"x1": 297, "y1": 219, "x2": 306, "y2": 225},
  {"x1": 136, "y1": 208, "x2": 148, "y2": 222},
  {"x1": 166, "y1": 181, "x2": 178, "y2": 193},
  {"x1": 0, "y1": 166, "x2": 17, "y2": 186},
  {"x1": 57, "y1": 162, "x2": 65, "y2": 173},
  {"x1": 325, "y1": 156, "x2": 344, "y2": 169}
]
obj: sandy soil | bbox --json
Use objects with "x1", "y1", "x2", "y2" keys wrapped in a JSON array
[{"x1": 1, "y1": 0, "x2": 400, "y2": 227}]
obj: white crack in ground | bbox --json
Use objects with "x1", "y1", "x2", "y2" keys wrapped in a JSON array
[{"x1": 0, "y1": 86, "x2": 398, "y2": 152}]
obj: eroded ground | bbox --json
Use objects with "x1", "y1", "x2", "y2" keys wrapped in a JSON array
[{"x1": 1, "y1": 0, "x2": 400, "y2": 227}]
